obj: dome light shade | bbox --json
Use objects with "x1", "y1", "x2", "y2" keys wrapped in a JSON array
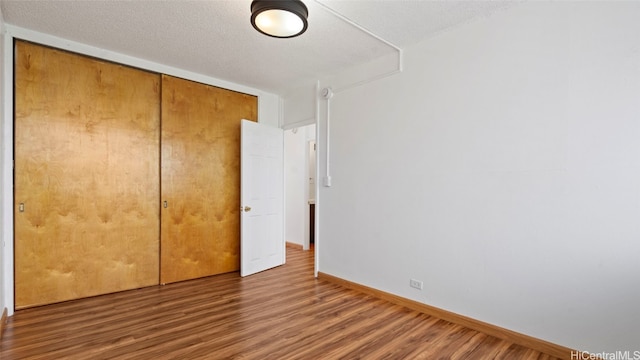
[{"x1": 251, "y1": 0, "x2": 308, "y2": 38}]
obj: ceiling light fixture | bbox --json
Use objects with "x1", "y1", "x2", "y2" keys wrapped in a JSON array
[{"x1": 251, "y1": 0, "x2": 308, "y2": 38}]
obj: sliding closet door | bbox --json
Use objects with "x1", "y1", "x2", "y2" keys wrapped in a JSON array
[
  {"x1": 161, "y1": 75, "x2": 257, "y2": 284},
  {"x1": 14, "y1": 41, "x2": 161, "y2": 309}
]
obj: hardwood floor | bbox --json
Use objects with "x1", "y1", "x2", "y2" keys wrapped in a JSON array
[{"x1": 0, "y1": 246, "x2": 560, "y2": 359}]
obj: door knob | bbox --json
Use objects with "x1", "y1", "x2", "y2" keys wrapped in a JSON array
[{"x1": 243, "y1": 206, "x2": 252, "y2": 212}]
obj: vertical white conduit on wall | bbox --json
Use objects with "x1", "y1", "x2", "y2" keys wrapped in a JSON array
[{"x1": 322, "y1": 87, "x2": 333, "y2": 187}]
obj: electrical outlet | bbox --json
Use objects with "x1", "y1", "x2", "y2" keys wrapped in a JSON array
[{"x1": 409, "y1": 279, "x2": 423, "y2": 290}]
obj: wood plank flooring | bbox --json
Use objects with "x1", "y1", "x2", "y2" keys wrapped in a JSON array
[{"x1": 0, "y1": 246, "x2": 560, "y2": 359}]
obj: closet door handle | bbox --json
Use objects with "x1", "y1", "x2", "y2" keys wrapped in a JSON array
[
  {"x1": 163, "y1": 201, "x2": 168, "y2": 208},
  {"x1": 19, "y1": 203, "x2": 25, "y2": 212}
]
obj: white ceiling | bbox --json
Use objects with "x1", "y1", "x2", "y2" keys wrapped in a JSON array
[{"x1": 0, "y1": 0, "x2": 514, "y2": 95}]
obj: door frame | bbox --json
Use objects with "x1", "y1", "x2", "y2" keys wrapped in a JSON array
[
  {"x1": 282, "y1": 121, "x2": 320, "y2": 278},
  {"x1": 304, "y1": 139, "x2": 316, "y2": 251}
]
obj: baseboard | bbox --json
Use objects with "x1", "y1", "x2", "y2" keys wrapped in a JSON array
[
  {"x1": 1, "y1": 307, "x2": 7, "y2": 340},
  {"x1": 286, "y1": 242, "x2": 303, "y2": 250},
  {"x1": 318, "y1": 272, "x2": 575, "y2": 360}
]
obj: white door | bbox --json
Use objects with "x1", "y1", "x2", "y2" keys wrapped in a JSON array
[{"x1": 241, "y1": 120, "x2": 285, "y2": 276}]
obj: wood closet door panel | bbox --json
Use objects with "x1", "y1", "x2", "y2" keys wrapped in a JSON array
[
  {"x1": 14, "y1": 41, "x2": 161, "y2": 309},
  {"x1": 161, "y1": 75, "x2": 257, "y2": 284}
]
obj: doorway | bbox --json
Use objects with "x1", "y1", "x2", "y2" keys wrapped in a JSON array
[{"x1": 284, "y1": 124, "x2": 316, "y2": 252}]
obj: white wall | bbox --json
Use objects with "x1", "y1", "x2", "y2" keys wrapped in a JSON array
[
  {"x1": 318, "y1": 2, "x2": 640, "y2": 353},
  {"x1": 285, "y1": 125, "x2": 315, "y2": 248},
  {"x1": 283, "y1": 84, "x2": 316, "y2": 128},
  {"x1": 0, "y1": 5, "x2": 6, "y2": 316},
  {"x1": 0, "y1": 26, "x2": 281, "y2": 315}
]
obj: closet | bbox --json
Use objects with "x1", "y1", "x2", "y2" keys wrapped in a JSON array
[{"x1": 14, "y1": 41, "x2": 257, "y2": 309}]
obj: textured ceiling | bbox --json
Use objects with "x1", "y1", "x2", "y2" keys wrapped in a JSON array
[{"x1": 0, "y1": 0, "x2": 514, "y2": 95}]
